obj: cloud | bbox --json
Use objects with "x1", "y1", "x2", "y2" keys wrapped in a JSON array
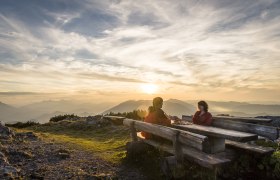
[{"x1": 0, "y1": 0, "x2": 280, "y2": 103}]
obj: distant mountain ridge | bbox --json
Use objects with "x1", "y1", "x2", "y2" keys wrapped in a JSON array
[
  {"x1": 0, "y1": 100, "x2": 112, "y2": 123},
  {"x1": 1, "y1": 99, "x2": 280, "y2": 123},
  {"x1": 104, "y1": 99, "x2": 280, "y2": 117}
]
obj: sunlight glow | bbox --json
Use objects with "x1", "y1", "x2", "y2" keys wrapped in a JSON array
[{"x1": 141, "y1": 83, "x2": 158, "y2": 94}]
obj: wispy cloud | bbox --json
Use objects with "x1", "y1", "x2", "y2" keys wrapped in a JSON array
[{"x1": 0, "y1": 0, "x2": 280, "y2": 103}]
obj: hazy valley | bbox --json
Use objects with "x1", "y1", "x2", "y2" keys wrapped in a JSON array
[{"x1": 1, "y1": 99, "x2": 280, "y2": 123}]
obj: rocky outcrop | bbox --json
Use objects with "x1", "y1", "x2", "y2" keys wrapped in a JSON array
[
  {"x1": 0, "y1": 123, "x2": 14, "y2": 140},
  {"x1": 0, "y1": 124, "x2": 40, "y2": 179}
]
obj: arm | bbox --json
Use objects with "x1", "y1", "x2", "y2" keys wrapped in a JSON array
[
  {"x1": 192, "y1": 111, "x2": 199, "y2": 124},
  {"x1": 157, "y1": 109, "x2": 171, "y2": 126},
  {"x1": 203, "y1": 113, "x2": 213, "y2": 126}
]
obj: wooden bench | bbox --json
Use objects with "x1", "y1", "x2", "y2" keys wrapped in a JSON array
[
  {"x1": 137, "y1": 132, "x2": 233, "y2": 169},
  {"x1": 123, "y1": 119, "x2": 232, "y2": 169},
  {"x1": 123, "y1": 118, "x2": 209, "y2": 151}
]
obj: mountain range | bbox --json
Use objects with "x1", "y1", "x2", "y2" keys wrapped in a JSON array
[
  {"x1": 1, "y1": 99, "x2": 280, "y2": 123},
  {"x1": 104, "y1": 99, "x2": 280, "y2": 117}
]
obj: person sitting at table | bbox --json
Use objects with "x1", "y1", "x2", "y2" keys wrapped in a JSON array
[
  {"x1": 141, "y1": 97, "x2": 171, "y2": 139},
  {"x1": 192, "y1": 100, "x2": 213, "y2": 126}
]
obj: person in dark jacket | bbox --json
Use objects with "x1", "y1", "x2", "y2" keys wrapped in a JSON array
[
  {"x1": 141, "y1": 97, "x2": 171, "y2": 139},
  {"x1": 192, "y1": 101, "x2": 213, "y2": 126}
]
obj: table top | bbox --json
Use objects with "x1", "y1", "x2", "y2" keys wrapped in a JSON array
[
  {"x1": 182, "y1": 115, "x2": 272, "y2": 123},
  {"x1": 172, "y1": 124, "x2": 258, "y2": 142}
]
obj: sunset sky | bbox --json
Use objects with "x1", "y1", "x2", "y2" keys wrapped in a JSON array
[{"x1": 0, "y1": 0, "x2": 280, "y2": 105}]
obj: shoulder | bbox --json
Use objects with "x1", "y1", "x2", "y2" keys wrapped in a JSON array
[
  {"x1": 206, "y1": 112, "x2": 212, "y2": 117},
  {"x1": 194, "y1": 111, "x2": 200, "y2": 116},
  {"x1": 156, "y1": 108, "x2": 165, "y2": 115}
]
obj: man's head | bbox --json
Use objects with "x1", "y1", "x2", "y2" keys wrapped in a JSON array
[{"x1": 153, "y1": 97, "x2": 163, "y2": 109}]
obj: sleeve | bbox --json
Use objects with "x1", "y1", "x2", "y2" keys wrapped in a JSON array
[
  {"x1": 192, "y1": 111, "x2": 199, "y2": 124},
  {"x1": 162, "y1": 117, "x2": 171, "y2": 126},
  {"x1": 203, "y1": 113, "x2": 213, "y2": 126},
  {"x1": 157, "y1": 109, "x2": 171, "y2": 126}
]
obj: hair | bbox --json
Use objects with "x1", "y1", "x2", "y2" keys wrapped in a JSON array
[
  {"x1": 198, "y1": 100, "x2": 209, "y2": 112},
  {"x1": 153, "y1": 97, "x2": 163, "y2": 107},
  {"x1": 148, "y1": 97, "x2": 163, "y2": 112}
]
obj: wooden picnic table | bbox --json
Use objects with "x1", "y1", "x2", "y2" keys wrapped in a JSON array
[{"x1": 172, "y1": 123, "x2": 258, "y2": 153}]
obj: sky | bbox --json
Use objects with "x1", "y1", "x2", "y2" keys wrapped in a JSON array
[{"x1": 0, "y1": 0, "x2": 280, "y2": 105}]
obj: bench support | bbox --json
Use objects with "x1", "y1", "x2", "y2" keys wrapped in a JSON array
[
  {"x1": 173, "y1": 131, "x2": 183, "y2": 164},
  {"x1": 205, "y1": 137, "x2": 225, "y2": 154},
  {"x1": 130, "y1": 121, "x2": 138, "y2": 142}
]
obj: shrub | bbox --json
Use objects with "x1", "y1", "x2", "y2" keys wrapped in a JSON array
[
  {"x1": 106, "y1": 109, "x2": 147, "y2": 120},
  {"x1": 49, "y1": 114, "x2": 80, "y2": 122},
  {"x1": 6, "y1": 121, "x2": 40, "y2": 128}
]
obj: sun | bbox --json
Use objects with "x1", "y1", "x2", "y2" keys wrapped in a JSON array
[{"x1": 141, "y1": 83, "x2": 158, "y2": 94}]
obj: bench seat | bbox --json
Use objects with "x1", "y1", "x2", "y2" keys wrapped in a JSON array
[
  {"x1": 225, "y1": 140, "x2": 274, "y2": 155},
  {"x1": 137, "y1": 133, "x2": 232, "y2": 169}
]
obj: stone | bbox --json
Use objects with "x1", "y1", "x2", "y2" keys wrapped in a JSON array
[
  {"x1": 15, "y1": 132, "x2": 38, "y2": 141},
  {"x1": 0, "y1": 124, "x2": 14, "y2": 140},
  {"x1": 1, "y1": 165, "x2": 19, "y2": 176},
  {"x1": 56, "y1": 149, "x2": 71, "y2": 159}
]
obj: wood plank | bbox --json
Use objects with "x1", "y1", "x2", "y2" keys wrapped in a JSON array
[
  {"x1": 172, "y1": 132, "x2": 183, "y2": 164},
  {"x1": 182, "y1": 115, "x2": 278, "y2": 140},
  {"x1": 123, "y1": 119, "x2": 208, "y2": 151},
  {"x1": 173, "y1": 124, "x2": 258, "y2": 142},
  {"x1": 182, "y1": 115, "x2": 272, "y2": 123},
  {"x1": 137, "y1": 133, "x2": 231, "y2": 169},
  {"x1": 130, "y1": 121, "x2": 138, "y2": 142},
  {"x1": 213, "y1": 116, "x2": 272, "y2": 123},
  {"x1": 225, "y1": 140, "x2": 274, "y2": 155}
]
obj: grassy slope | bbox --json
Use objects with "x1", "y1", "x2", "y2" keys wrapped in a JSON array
[{"x1": 16, "y1": 122, "x2": 130, "y2": 164}]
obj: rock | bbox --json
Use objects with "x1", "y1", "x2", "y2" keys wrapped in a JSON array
[
  {"x1": 1, "y1": 165, "x2": 19, "y2": 176},
  {"x1": 57, "y1": 153, "x2": 70, "y2": 159},
  {"x1": 0, "y1": 124, "x2": 14, "y2": 140},
  {"x1": 7, "y1": 150, "x2": 33, "y2": 159},
  {"x1": 0, "y1": 152, "x2": 9, "y2": 166},
  {"x1": 56, "y1": 149, "x2": 71, "y2": 159},
  {"x1": 29, "y1": 173, "x2": 44, "y2": 179},
  {"x1": 15, "y1": 132, "x2": 38, "y2": 141}
]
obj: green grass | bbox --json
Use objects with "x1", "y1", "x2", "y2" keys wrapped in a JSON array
[{"x1": 15, "y1": 123, "x2": 130, "y2": 164}]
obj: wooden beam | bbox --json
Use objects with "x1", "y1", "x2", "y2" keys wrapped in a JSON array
[
  {"x1": 173, "y1": 124, "x2": 258, "y2": 142},
  {"x1": 137, "y1": 134, "x2": 231, "y2": 169},
  {"x1": 123, "y1": 119, "x2": 208, "y2": 151},
  {"x1": 182, "y1": 115, "x2": 278, "y2": 140},
  {"x1": 172, "y1": 132, "x2": 183, "y2": 164},
  {"x1": 130, "y1": 121, "x2": 138, "y2": 142},
  {"x1": 225, "y1": 140, "x2": 274, "y2": 155},
  {"x1": 213, "y1": 116, "x2": 272, "y2": 123}
]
